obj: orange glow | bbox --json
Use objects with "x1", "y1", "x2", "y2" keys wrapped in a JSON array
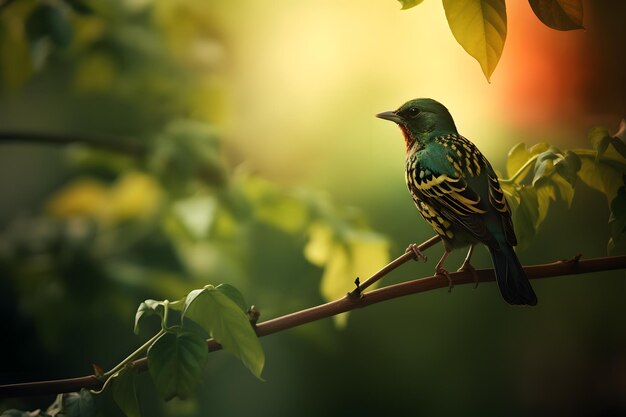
[{"x1": 497, "y1": 2, "x2": 588, "y2": 129}]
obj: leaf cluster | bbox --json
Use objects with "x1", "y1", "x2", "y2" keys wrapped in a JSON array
[
  {"x1": 500, "y1": 121, "x2": 626, "y2": 251},
  {"x1": 135, "y1": 284, "x2": 263, "y2": 403},
  {"x1": 399, "y1": 0, "x2": 584, "y2": 81},
  {"x1": 2, "y1": 284, "x2": 263, "y2": 417},
  {"x1": 2, "y1": 389, "x2": 94, "y2": 417}
]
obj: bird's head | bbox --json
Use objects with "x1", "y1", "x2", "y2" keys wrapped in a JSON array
[{"x1": 376, "y1": 98, "x2": 458, "y2": 149}]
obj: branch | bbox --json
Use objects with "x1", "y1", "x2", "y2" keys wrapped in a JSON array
[
  {"x1": 1, "y1": 250, "x2": 625, "y2": 399},
  {"x1": 0, "y1": 131, "x2": 147, "y2": 156}
]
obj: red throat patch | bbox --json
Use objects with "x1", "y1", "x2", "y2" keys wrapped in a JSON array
[{"x1": 398, "y1": 125, "x2": 414, "y2": 151}]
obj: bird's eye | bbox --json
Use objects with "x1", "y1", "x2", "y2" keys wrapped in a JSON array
[{"x1": 408, "y1": 107, "x2": 421, "y2": 118}]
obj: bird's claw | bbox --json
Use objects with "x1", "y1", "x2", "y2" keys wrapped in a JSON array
[
  {"x1": 405, "y1": 243, "x2": 427, "y2": 263},
  {"x1": 436, "y1": 267, "x2": 453, "y2": 292},
  {"x1": 458, "y1": 262, "x2": 480, "y2": 289}
]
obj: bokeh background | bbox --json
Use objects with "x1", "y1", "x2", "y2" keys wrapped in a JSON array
[{"x1": 1, "y1": 0, "x2": 625, "y2": 416}]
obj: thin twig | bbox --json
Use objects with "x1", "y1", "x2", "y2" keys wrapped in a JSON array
[
  {"x1": 102, "y1": 329, "x2": 165, "y2": 380},
  {"x1": 0, "y1": 131, "x2": 146, "y2": 156},
  {"x1": 1, "y1": 252, "x2": 625, "y2": 399},
  {"x1": 349, "y1": 235, "x2": 441, "y2": 296}
]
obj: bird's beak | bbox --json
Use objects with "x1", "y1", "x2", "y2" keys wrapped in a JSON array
[{"x1": 376, "y1": 111, "x2": 403, "y2": 124}]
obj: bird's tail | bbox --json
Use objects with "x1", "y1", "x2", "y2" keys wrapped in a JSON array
[{"x1": 488, "y1": 244, "x2": 537, "y2": 306}]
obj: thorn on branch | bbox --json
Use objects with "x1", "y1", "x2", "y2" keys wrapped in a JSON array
[
  {"x1": 561, "y1": 253, "x2": 583, "y2": 266},
  {"x1": 348, "y1": 277, "x2": 362, "y2": 299},
  {"x1": 247, "y1": 305, "x2": 260, "y2": 327},
  {"x1": 570, "y1": 254, "x2": 583, "y2": 264},
  {"x1": 91, "y1": 364, "x2": 104, "y2": 379}
]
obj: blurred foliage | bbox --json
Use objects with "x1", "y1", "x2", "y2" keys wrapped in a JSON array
[
  {"x1": 0, "y1": 0, "x2": 389, "y2": 414},
  {"x1": 402, "y1": 0, "x2": 584, "y2": 80},
  {"x1": 2, "y1": 389, "x2": 95, "y2": 417},
  {"x1": 501, "y1": 120, "x2": 626, "y2": 251}
]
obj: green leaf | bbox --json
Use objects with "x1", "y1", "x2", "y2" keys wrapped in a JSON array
[
  {"x1": 397, "y1": 0, "x2": 424, "y2": 10},
  {"x1": 532, "y1": 147, "x2": 562, "y2": 185},
  {"x1": 528, "y1": 142, "x2": 551, "y2": 155},
  {"x1": 112, "y1": 370, "x2": 141, "y2": 417},
  {"x1": 134, "y1": 299, "x2": 183, "y2": 334},
  {"x1": 563, "y1": 150, "x2": 582, "y2": 173},
  {"x1": 528, "y1": 0, "x2": 583, "y2": 31},
  {"x1": 512, "y1": 186, "x2": 538, "y2": 249},
  {"x1": 64, "y1": 390, "x2": 95, "y2": 417},
  {"x1": 183, "y1": 286, "x2": 264, "y2": 379},
  {"x1": 589, "y1": 126, "x2": 611, "y2": 149},
  {"x1": 589, "y1": 126, "x2": 611, "y2": 161},
  {"x1": 578, "y1": 156, "x2": 626, "y2": 204},
  {"x1": 215, "y1": 283, "x2": 248, "y2": 312},
  {"x1": 554, "y1": 150, "x2": 581, "y2": 185},
  {"x1": 442, "y1": 0, "x2": 507, "y2": 81},
  {"x1": 535, "y1": 183, "x2": 556, "y2": 228},
  {"x1": 532, "y1": 158, "x2": 555, "y2": 186},
  {"x1": 147, "y1": 331, "x2": 208, "y2": 401},
  {"x1": 551, "y1": 172, "x2": 575, "y2": 207},
  {"x1": 594, "y1": 122, "x2": 626, "y2": 161},
  {"x1": 506, "y1": 143, "x2": 530, "y2": 178},
  {"x1": 45, "y1": 390, "x2": 95, "y2": 417}
]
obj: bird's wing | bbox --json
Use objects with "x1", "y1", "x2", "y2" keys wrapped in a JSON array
[
  {"x1": 487, "y1": 169, "x2": 518, "y2": 246},
  {"x1": 407, "y1": 161, "x2": 494, "y2": 244}
]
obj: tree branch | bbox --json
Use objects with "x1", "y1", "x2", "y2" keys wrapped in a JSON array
[
  {"x1": 0, "y1": 131, "x2": 147, "y2": 156},
  {"x1": 1, "y1": 251, "x2": 625, "y2": 399}
]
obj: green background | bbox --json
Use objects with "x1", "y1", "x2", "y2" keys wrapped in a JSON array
[{"x1": 1, "y1": 0, "x2": 625, "y2": 416}]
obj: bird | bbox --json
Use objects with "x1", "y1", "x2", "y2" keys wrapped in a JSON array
[{"x1": 376, "y1": 98, "x2": 537, "y2": 306}]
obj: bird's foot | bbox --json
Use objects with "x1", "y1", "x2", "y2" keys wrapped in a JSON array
[
  {"x1": 435, "y1": 267, "x2": 453, "y2": 292},
  {"x1": 405, "y1": 243, "x2": 427, "y2": 263},
  {"x1": 458, "y1": 261, "x2": 479, "y2": 289}
]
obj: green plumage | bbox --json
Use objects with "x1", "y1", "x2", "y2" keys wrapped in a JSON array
[{"x1": 377, "y1": 98, "x2": 537, "y2": 306}]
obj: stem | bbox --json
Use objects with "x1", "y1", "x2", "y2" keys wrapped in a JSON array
[
  {"x1": 500, "y1": 154, "x2": 539, "y2": 184},
  {"x1": 1, "y1": 252, "x2": 625, "y2": 399},
  {"x1": 102, "y1": 329, "x2": 165, "y2": 379},
  {"x1": 162, "y1": 300, "x2": 170, "y2": 331},
  {"x1": 0, "y1": 131, "x2": 147, "y2": 156}
]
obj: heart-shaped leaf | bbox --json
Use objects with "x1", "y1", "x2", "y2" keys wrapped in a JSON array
[
  {"x1": 112, "y1": 370, "x2": 141, "y2": 417},
  {"x1": 184, "y1": 286, "x2": 264, "y2": 379},
  {"x1": 147, "y1": 331, "x2": 208, "y2": 401},
  {"x1": 442, "y1": 0, "x2": 507, "y2": 81},
  {"x1": 528, "y1": 0, "x2": 583, "y2": 31}
]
